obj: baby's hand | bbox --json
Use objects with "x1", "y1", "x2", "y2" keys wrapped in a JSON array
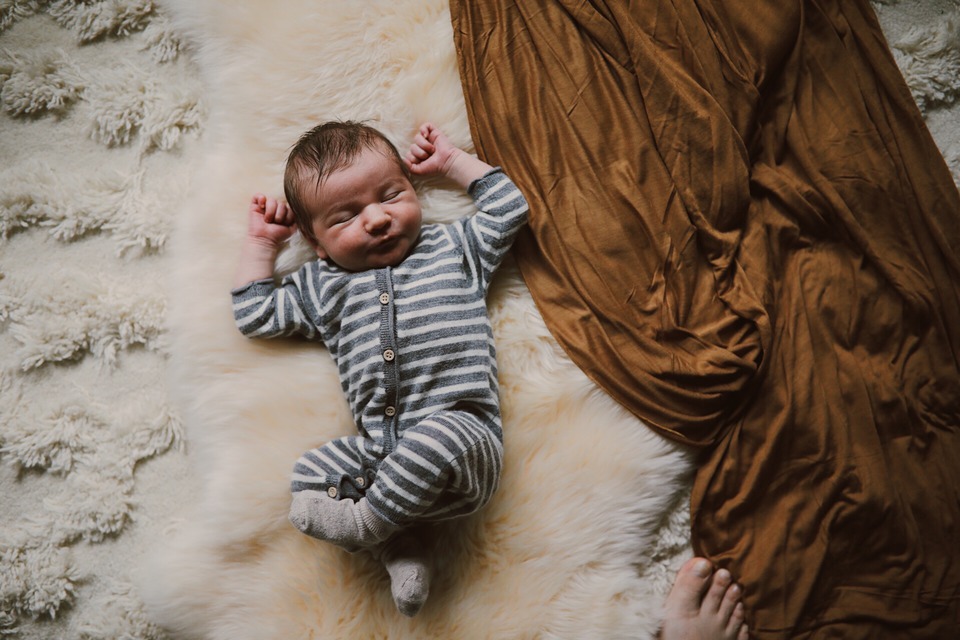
[
  {"x1": 405, "y1": 122, "x2": 494, "y2": 189},
  {"x1": 405, "y1": 122, "x2": 463, "y2": 178},
  {"x1": 247, "y1": 193, "x2": 296, "y2": 246}
]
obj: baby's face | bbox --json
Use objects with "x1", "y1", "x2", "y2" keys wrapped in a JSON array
[{"x1": 303, "y1": 147, "x2": 422, "y2": 271}]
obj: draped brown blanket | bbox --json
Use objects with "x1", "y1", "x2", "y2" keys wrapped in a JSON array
[{"x1": 451, "y1": 0, "x2": 960, "y2": 637}]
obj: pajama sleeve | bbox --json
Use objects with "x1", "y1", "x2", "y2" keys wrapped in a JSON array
[
  {"x1": 463, "y1": 169, "x2": 530, "y2": 292},
  {"x1": 231, "y1": 266, "x2": 322, "y2": 341}
]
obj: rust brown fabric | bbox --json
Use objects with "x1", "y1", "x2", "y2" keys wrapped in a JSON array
[{"x1": 451, "y1": 0, "x2": 960, "y2": 636}]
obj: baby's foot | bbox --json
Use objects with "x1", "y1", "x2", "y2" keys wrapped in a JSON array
[
  {"x1": 383, "y1": 551, "x2": 431, "y2": 617},
  {"x1": 289, "y1": 491, "x2": 395, "y2": 549},
  {"x1": 377, "y1": 530, "x2": 434, "y2": 617},
  {"x1": 659, "y1": 557, "x2": 749, "y2": 640}
]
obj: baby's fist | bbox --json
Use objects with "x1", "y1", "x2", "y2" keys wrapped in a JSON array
[
  {"x1": 247, "y1": 193, "x2": 296, "y2": 245},
  {"x1": 405, "y1": 122, "x2": 461, "y2": 177}
]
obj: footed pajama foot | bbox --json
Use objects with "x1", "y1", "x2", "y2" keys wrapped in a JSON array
[
  {"x1": 289, "y1": 491, "x2": 396, "y2": 550},
  {"x1": 377, "y1": 529, "x2": 434, "y2": 617}
]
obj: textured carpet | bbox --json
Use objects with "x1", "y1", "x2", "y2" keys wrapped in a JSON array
[
  {"x1": 0, "y1": 2, "x2": 200, "y2": 637},
  {"x1": 1, "y1": 1, "x2": 957, "y2": 638}
]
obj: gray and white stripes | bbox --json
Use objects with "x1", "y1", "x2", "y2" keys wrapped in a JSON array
[{"x1": 232, "y1": 169, "x2": 528, "y2": 526}]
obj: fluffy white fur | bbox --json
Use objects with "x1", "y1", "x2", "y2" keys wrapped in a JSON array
[{"x1": 142, "y1": 0, "x2": 695, "y2": 637}]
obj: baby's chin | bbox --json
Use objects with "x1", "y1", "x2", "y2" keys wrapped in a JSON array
[
  {"x1": 334, "y1": 240, "x2": 411, "y2": 271},
  {"x1": 365, "y1": 238, "x2": 415, "y2": 269}
]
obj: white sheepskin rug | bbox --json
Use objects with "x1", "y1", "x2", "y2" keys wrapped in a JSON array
[{"x1": 140, "y1": 0, "x2": 702, "y2": 637}]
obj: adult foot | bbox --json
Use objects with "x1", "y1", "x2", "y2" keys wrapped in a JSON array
[{"x1": 660, "y1": 557, "x2": 749, "y2": 640}]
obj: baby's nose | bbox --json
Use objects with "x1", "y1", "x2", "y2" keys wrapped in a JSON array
[{"x1": 364, "y1": 206, "x2": 391, "y2": 233}]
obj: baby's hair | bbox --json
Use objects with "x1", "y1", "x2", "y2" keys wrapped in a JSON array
[{"x1": 284, "y1": 121, "x2": 409, "y2": 244}]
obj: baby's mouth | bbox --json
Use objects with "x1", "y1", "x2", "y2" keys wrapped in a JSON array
[{"x1": 373, "y1": 235, "x2": 399, "y2": 251}]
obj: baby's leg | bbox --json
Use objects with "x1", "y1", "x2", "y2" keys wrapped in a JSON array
[
  {"x1": 375, "y1": 526, "x2": 436, "y2": 617},
  {"x1": 290, "y1": 435, "x2": 379, "y2": 495},
  {"x1": 365, "y1": 410, "x2": 503, "y2": 525},
  {"x1": 289, "y1": 436, "x2": 396, "y2": 550}
]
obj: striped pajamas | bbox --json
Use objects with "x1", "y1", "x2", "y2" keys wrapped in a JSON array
[{"x1": 232, "y1": 169, "x2": 528, "y2": 527}]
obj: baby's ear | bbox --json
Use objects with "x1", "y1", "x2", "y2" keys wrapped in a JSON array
[{"x1": 307, "y1": 235, "x2": 328, "y2": 260}]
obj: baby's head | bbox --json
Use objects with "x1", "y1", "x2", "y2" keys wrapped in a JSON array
[{"x1": 284, "y1": 121, "x2": 422, "y2": 271}]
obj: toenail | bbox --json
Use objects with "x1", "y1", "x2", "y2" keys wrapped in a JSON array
[
  {"x1": 716, "y1": 569, "x2": 731, "y2": 583},
  {"x1": 693, "y1": 559, "x2": 711, "y2": 577}
]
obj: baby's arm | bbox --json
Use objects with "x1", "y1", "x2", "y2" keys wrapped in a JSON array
[
  {"x1": 233, "y1": 193, "x2": 297, "y2": 288},
  {"x1": 405, "y1": 123, "x2": 494, "y2": 189}
]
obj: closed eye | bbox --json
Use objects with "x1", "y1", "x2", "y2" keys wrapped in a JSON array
[{"x1": 330, "y1": 212, "x2": 356, "y2": 225}]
